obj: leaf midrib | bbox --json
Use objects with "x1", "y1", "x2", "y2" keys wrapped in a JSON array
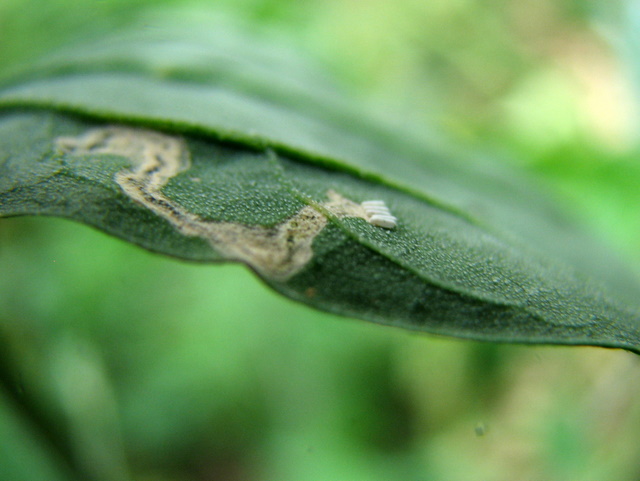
[{"x1": 2, "y1": 100, "x2": 631, "y2": 320}]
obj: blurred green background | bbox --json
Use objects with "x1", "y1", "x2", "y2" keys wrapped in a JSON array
[{"x1": 2, "y1": 0, "x2": 640, "y2": 480}]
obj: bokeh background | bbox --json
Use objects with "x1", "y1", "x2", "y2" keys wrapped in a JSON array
[{"x1": 2, "y1": 0, "x2": 640, "y2": 480}]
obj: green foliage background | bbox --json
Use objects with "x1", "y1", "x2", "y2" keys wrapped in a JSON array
[{"x1": 2, "y1": 0, "x2": 640, "y2": 480}]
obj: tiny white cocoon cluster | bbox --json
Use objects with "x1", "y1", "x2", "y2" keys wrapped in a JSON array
[{"x1": 361, "y1": 200, "x2": 397, "y2": 229}]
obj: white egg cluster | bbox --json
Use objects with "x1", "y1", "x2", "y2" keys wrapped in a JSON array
[{"x1": 361, "y1": 200, "x2": 397, "y2": 229}]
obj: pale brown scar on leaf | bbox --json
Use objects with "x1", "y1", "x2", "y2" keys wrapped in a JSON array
[{"x1": 56, "y1": 127, "x2": 370, "y2": 281}]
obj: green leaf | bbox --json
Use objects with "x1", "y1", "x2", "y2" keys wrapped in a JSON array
[{"x1": 1, "y1": 22, "x2": 639, "y2": 353}]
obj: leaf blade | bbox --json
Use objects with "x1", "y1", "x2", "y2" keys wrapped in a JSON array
[{"x1": 1, "y1": 24, "x2": 639, "y2": 353}]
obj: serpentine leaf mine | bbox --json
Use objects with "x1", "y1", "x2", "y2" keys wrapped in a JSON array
[{"x1": 55, "y1": 126, "x2": 390, "y2": 280}]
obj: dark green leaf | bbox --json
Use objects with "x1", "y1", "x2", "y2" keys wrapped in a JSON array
[{"x1": 1, "y1": 22, "x2": 639, "y2": 353}]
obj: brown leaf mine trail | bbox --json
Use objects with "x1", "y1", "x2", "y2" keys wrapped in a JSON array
[{"x1": 56, "y1": 126, "x2": 371, "y2": 280}]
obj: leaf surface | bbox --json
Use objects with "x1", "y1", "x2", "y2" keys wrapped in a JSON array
[{"x1": 1, "y1": 23, "x2": 639, "y2": 353}]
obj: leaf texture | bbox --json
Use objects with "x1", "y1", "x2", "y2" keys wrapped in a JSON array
[{"x1": 1, "y1": 22, "x2": 639, "y2": 353}]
